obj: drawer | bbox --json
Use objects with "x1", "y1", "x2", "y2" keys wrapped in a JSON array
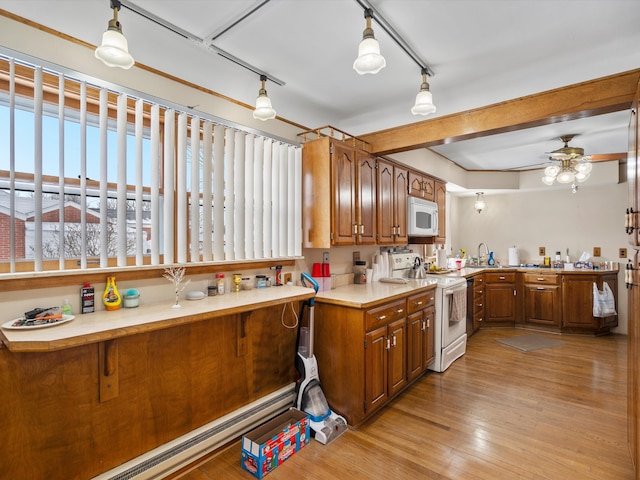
[
  {"x1": 407, "y1": 289, "x2": 436, "y2": 314},
  {"x1": 523, "y1": 273, "x2": 560, "y2": 285},
  {"x1": 365, "y1": 299, "x2": 406, "y2": 331},
  {"x1": 473, "y1": 284, "x2": 484, "y2": 298},
  {"x1": 472, "y1": 274, "x2": 484, "y2": 285},
  {"x1": 485, "y1": 272, "x2": 516, "y2": 283}
]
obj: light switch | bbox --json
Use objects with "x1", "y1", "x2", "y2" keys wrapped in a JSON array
[
  {"x1": 538, "y1": 247, "x2": 545, "y2": 256},
  {"x1": 593, "y1": 247, "x2": 601, "y2": 257}
]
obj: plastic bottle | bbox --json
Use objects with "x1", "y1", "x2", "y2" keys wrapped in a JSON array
[
  {"x1": 216, "y1": 273, "x2": 225, "y2": 295},
  {"x1": 488, "y1": 251, "x2": 495, "y2": 266},
  {"x1": 81, "y1": 284, "x2": 95, "y2": 314},
  {"x1": 103, "y1": 276, "x2": 122, "y2": 311},
  {"x1": 62, "y1": 298, "x2": 72, "y2": 316}
]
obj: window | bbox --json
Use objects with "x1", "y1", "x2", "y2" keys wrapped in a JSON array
[{"x1": 0, "y1": 53, "x2": 301, "y2": 275}]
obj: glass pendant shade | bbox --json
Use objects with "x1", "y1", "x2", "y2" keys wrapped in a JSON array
[
  {"x1": 474, "y1": 192, "x2": 486, "y2": 213},
  {"x1": 411, "y1": 89, "x2": 436, "y2": 115},
  {"x1": 575, "y1": 162, "x2": 592, "y2": 175},
  {"x1": 541, "y1": 176, "x2": 555, "y2": 186},
  {"x1": 353, "y1": 37, "x2": 386, "y2": 74},
  {"x1": 575, "y1": 171, "x2": 590, "y2": 182},
  {"x1": 253, "y1": 93, "x2": 276, "y2": 121},
  {"x1": 95, "y1": 28, "x2": 134, "y2": 69}
]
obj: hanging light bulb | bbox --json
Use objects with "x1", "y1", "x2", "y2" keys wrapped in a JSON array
[
  {"x1": 353, "y1": 8, "x2": 386, "y2": 75},
  {"x1": 95, "y1": 0, "x2": 135, "y2": 69},
  {"x1": 253, "y1": 75, "x2": 276, "y2": 121},
  {"x1": 411, "y1": 69, "x2": 436, "y2": 116},
  {"x1": 474, "y1": 192, "x2": 486, "y2": 214}
]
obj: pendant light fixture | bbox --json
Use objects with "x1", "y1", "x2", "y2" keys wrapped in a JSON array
[
  {"x1": 95, "y1": 0, "x2": 135, "y2": 69},
  {"x1": 411, "y1": 68, "x2": 436, "y2": 116},
  {"x1": 353, "y1": 8, "x2": 386, "y2": 75},
  {"x1": 253, "y1": 75, "x2": 276, "y2": 121},
  {"x1": 474, "y1": 192, "x2": 486, "y2": 214}
]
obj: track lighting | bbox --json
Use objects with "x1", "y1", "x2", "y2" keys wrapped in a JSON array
[
  {"x1": 353, "y1": 8, "x2": 386, "y2": 75},
  {"x1": 253, "y1": 75, "x2": 276, "y2": 121},
  {"x1": 95, "y1": 0, "x2": 135, "y2": 69},
  {"x1": 411, "y1": 68, "x2": 436, "y2": 116},
  {"x1": 474, "y1": 192, "x2": 486, "y2": 214}
]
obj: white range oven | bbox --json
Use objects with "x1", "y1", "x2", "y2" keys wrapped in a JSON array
[
  {"x1": 388, "y1": 253, "x2": 468, "y2": 372},
  {"x1": 427, "y1": 275, "x2": 468, "y2": 372}
]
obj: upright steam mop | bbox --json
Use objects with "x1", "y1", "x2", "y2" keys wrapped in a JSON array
[{"x1": 294, "y1": 273, "x2": 348, "y2": 445}]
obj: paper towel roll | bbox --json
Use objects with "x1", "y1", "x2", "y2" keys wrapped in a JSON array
[
  {"x1": 435, "y1": 249, "x2": 447, "y2": 269},
  {"x1": 508, "y1": 247, "x2": 519, "y2": 266}
]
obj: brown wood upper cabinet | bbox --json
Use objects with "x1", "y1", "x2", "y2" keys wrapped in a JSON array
[
  {"x1": 409, "y1": 170, "x2": 435, "y2": 200},
  {"x1": 302, "y1": 137, "x2": 377, "y2": 247},
  {"x1": 377, "y1": 159, "x2": 408, "y2": 245}
]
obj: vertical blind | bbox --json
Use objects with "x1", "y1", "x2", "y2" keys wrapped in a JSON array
[{"x1": 0, "y1": 53, "x2": 302, "y2": 274}]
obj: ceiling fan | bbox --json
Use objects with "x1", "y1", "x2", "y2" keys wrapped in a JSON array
[{"x1": 541, "y1": 134, "x2": 592, "y2": 185}]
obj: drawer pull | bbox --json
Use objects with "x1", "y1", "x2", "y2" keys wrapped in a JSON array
[
  {"x1": 499, "y1": 276, "x2": 506, "y2": 280},
  {"x1": 377, "y1": 314, "x2": 387, "y2": 321},
  {"x1": 422, "y1": 320, "x2": 426, "y2": 331},
  {"x1": 414, "y1": 301, "x2": 424, "y2": 306},
  {"x1": 537, "y1": 277, "x2": 545, "y2": 281},
  {"x1": 392, "y1": 334, "x2": 397, "y2": 347},
  {"x1": 395, "y1": 309, "x2": 404, "y2": 314},
  {"x1": 537, "y1": 287, "x2": 545, "y2": 290},
  {"x1": 477, "y1": 303, "x2": 483, "y2": 307}
]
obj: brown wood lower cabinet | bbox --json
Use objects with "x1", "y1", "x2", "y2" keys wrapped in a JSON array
[
  {"x1": 484, "y1": 272, "x2": 517, "y2": 325},
  {"x1": 562, "y1": 273, "x2": 618, "y2": 334},
  {"x1": 314, "y1": 286, "x2": 436, "y2": 428},
  {"x1": 523, "y1": 273, "x2": 562, "y2": 327}
]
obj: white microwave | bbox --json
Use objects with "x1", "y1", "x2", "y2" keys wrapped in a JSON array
[{"x1": 408, "y1": 197, "x2": 438, "y2": 236}]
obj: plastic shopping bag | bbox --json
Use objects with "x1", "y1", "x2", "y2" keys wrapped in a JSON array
[{"x1": 593, "y1": 282, "x2": 617, "y2": 317}]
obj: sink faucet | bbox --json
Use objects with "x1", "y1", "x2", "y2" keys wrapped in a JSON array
[{"x1": 478, "y1": 242, "x2": 489, "y2": 264}]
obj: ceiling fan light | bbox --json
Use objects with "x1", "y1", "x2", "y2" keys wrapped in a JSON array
[
  {"x1": 353, "y1": 37, "x2": 386, "y2": 74},
  {"x1": 575, "y1": 171, "x2": 590, "y2": 182},
  {"x1": 575, "y1": 162, "x2": 592, "y2": 174},
  {"x1": 541, "y1": 175, "x2": 556, "y2": 186},
  {"x1": 544, "y1": 165, "x2": 560, "y2": 177},
  {"x1": 556, "y1": 170, "x2": 575, "y2": 184}
]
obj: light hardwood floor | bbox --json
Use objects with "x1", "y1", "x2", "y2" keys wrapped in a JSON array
[{"x1": 172, "y1": 328, "x2": 634, "y2": 480}]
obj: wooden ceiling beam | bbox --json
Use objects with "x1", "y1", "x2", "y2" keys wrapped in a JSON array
[{"x1": 361, "y1": 69, "x2": 640, "y2": 156}]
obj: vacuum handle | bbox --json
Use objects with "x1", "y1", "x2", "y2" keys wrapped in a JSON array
[{"x1": 301, "y1": 272, "x2": 319, "y2": 294}]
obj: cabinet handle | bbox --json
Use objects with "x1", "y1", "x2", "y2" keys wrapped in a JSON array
[
  {"x1": 352, "y1": 224, "x2": 358, "y2": 235},
  {"x1": 395, "y1": 309, "x2": 404, "y2": 314},
  {"x1": 414, "y1": 301, "x2": 424, "y2": 306},
  {"x1": 429, "y1": 297, "x2": 434, "y2": 302},
  {"x1": 386, "y1": 337, "x2": 391, "y2": 350},
  {"x1": 477, "y1": 290, "x2": 483, "y2": 294},
  {"x1": 476, "y1": 303, "x2": 483, "y2": 308},
  {"x1": 359, "y1": 224, "x2": 364, "y2": 235},
  {"x1": 426, "y1": 318, "x2": 430, "y2": 328},
  {"x1": 499, "y1": 276, "x2": 506, "y2": 280},
  {"x1": 537, "y1": 277, "x2": 545, "y2": 281},
  {"x1": 422, "y1": 320, "x2": 426, "y2": 331},
  {"x1": 377, "y1": 314, "x2": 387, "y2": 321},
  {"x1": 537, "y1": 287, "x2": 545, "y2": 290},
  {"x1": 392, "y1": 334, "x2": 397, "y2": 347}
]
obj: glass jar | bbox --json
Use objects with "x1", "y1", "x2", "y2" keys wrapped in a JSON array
[{"x1": 216, "y1": 273, "x2": 225, "y2": 295}]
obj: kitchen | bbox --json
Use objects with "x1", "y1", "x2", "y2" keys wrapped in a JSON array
[{"x1": 0, "y1": 2, "x2": 639, "y2": 479}]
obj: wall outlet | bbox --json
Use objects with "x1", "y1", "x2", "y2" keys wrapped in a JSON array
[
  {"x1": 283, "y1": 273, "x2": 292, "y2": 284},
  {"x1": 620, "y1": 248, "x2": 628, "y2": 258},
  {"x1": 538, "y1": 247, "x2": 546, "y2": 256},
  {"x1": 323, "y1": 251, "x2": 330, "y2": 263},
  {"x1": 593, "y1": 247, "x2": 601, "y2": 257},
  {"x1": 353, "y1": 251, "x2": 360, "y2": 263}
]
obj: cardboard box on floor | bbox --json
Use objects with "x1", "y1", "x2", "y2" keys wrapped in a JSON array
[{"x1": 241, "y1": 408, "x2": 310, "y2": 478}]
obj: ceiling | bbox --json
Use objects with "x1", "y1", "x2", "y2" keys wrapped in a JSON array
[{"x1": 1, "y1": 0, "x2": 640, "y2": 177}]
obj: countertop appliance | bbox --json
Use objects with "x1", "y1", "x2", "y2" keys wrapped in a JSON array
[{"x1": 408, "y1": 197, "x2": 438, "y2": 236}]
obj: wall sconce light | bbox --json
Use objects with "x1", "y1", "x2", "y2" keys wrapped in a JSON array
[
  {"x1": 474, "y1": 192, "x2": 486, "y2": 214},
  {"x1": 353, "y1": 8, "x2": 386, "y2": 75},
  {"x1": 95, "y1": 0, "x2": 135, "y2": 69},
  {"x1": 411, "y1": 68, "x2": 436, "y2": 116},
  {"x1": 253, "y1": 75, "x2": 276, "y2": 121}
]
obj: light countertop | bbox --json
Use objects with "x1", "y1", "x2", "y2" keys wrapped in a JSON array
[{"x1": 0, "y1": 285, "x2": 315, "y2": 353}]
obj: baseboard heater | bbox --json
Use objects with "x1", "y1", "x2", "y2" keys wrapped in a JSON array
[{"x1": 92, "y1": 383, "x2": 296, "y2": 480}]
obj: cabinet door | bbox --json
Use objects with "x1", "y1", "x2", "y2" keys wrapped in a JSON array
[
  {"x1": 562, "y1": 275, "x2": 598, "y2": 328},
  {"x1": 407, "y1": 312, "x2": 424, "y2": 382},
  {"x1": 408, "y1": 171, "x2": 425, "y2": 197},
  {"x1": 331, "y1": 142, "x2": 356, "y2": 245},
  {"x1": 485, "y1": 283, "x2": 516, "y2": 323},
  {"x1": 393, "y1": 167, "x2": 409, "y2": 244},
  {"x1": 434, "y1": 180, "x2": 446, "y2": 245},
  {"x1": 376, "y1": 159, "x2": 395, "y2": 244},
  {"x1": 387, "y1": 317, "x2": 407, "y2": 397},
  {"x1": 423, "y1": 305, "x2": 435, "y2": 368},
  {"x1": 356, "y1": 153, "x2": 377, "y2": 245},
  {"x1": 365, "y1": 325, "x2": 388, "y2": 413},
  {"x1": 628, "y1": 250, "x2": 640, "y2": 470},
  {"x1": 524, "y1": 284, "x2": 561, "y2": 326}
]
